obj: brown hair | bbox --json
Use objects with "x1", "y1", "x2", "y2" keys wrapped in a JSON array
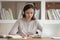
[{"x1": 22, "y1": 4, "x2": 35, "y2": 20}]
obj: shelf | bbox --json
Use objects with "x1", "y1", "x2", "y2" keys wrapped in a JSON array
[
  {"x1": 39, "y1": 20, "x2": 60, "y2": 24},
  {"x1": 0, "y1": 20, "x2": 60, "y2": 24},
  {"x1": 0, "y1": 1, "x2": 41, "y2": 20},
  {"x1": 0, "y1": 0, "x2": 60, "y2": 21},
  {"x1": 0, "y1": 0, "x2": 60, "y2": 2},
  {"x1": 0, "y1": 20, "x2": 16, "y2": 23},
  {"x1": 45, "y1": 0, "x2": 60, "y2": 2},
  {"x1": 45, "y1": 2, "x2": 60, "y2": 20},
  {"x1": 46, "y1": 2, "x2": 60, "y2": 9},
  {"x1": 43, "y1": 20, "x2": 60, "y2": 24},
  {"x1": 0, "y1": 0, "x2": 41, "y2": 1}
]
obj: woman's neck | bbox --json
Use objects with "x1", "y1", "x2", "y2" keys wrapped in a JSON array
[{"x1": 25, "y1": 18, "x2": 31, "y2": 22}]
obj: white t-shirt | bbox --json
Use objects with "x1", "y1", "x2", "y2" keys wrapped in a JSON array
[{"x1": 9, "y1": 18, "x2": 42, "y2": 35}]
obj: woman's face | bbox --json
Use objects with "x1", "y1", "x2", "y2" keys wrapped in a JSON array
[{"x1": 25, "y1": 8, "x2": 34, "y2": 20}]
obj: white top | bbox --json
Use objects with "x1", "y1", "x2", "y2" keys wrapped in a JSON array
[{"x1": 9, "y1": 18, "x2": 42, "y2": 35}]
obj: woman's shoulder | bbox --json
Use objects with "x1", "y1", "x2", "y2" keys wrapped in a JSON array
[
  {"x1": 16, "y1": 18, "x2": 24, "y2": 22},
  {"x1": 34, "y1": 19, "x2": 39, "y2": 22},
  {"x1": 34, "y1": 20, "x2": 40, "y2": 24},
  {"x1": 18, "y1": 18, "x2": 24, "y2": 21}
]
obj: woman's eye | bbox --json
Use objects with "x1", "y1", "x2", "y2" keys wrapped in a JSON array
[
  {"x1": 25, "y1": 12, "x2": 29, "y2": 14},
  {"x1": 31, "y1": 12, "x2": 34, "y2": 14},
  {"x1": 31, "y1": 12, "x2": 32, "y2": 14},
  {"x1": 27, "y1": 12, "x2": 29, "y2": 14}
]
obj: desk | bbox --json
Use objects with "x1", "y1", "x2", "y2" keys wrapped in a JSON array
[
  {"x1": 0, "y1": 37, "x2": 53, "y2": 40},
  {"x1": 27, "y1": 37, "x2": 52, "y2": 40}
]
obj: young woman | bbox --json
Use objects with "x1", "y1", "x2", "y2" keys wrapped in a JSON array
[{"x1": 9, "y1": 3, "x2": 42, "y2": 37}]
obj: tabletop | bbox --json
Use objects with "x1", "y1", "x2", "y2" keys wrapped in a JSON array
[
  {"x1": 27, "y1": 37, "x2": 53, "y2": 40},
  {"x1": 0, "y1": 37, "x2": 56, "y2": 40}
]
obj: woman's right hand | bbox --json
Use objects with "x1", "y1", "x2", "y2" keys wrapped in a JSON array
[{"x1": 20, "y1": 33, "x2": 27, "y2": 38}]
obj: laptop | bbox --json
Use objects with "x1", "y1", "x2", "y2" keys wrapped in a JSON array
[{"x1": 42, "y1": 24, "x2": 60, "y2": 39}]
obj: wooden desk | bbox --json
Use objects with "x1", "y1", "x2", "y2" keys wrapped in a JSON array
[
  {"x1": 0, "y1": 37, "x2": 53, "y2": 40},
  {"x1": 27, "y1": 37, "x2": 52, "y2": 40}
]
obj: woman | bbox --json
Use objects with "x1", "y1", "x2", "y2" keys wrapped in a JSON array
[{"x1": 9, "y1": 3, "x2": 42, "y2": 37}]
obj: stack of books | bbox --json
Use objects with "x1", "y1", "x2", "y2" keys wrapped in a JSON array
[
  {"x1": 46, "y1": 9, "x2": 60, "y2": 20},
  {"x1": 0, "y1": 8, "x2": 13, "y2": 20}
]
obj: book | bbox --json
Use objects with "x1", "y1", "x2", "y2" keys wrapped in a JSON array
[
  {"x1": 0, "y1": 34, "x2": 27, "y2": 39},
  {"x1": 1, "y1": 8, "x2": 13, "y2": 20},
  {"x1": 53, "y1": 9, "x2": 60, "y2": 20},
  {"x1": 1, "y1": 8, "x2": 7, "y2": 20},
  {"x1": 45, "y1": 11, "x2": 49, "y2": 19},
  {"x1": 8, "y1": 8, "x2": 13, "y2": 20},
  {"x1": 18, "y1": 10, "x2": 22, "y2": 19},
  {"x1": 47, "y1": 9, "x2": 54, "y2": 20},
  {"x1": 56, "y1": 9, "x2": 60, "y2": 19},
  {"x1": 6, "y1": 10, "x2": 10, "y2": 20},
  {"x1": 51, "y1": 9, "x2": 57, "y2": 20},
  {"x1": 46, "y1": 9, "x2": 60, "y2": 20}
]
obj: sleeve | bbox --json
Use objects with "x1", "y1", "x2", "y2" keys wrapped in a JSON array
[
  {"x1": 36, "y1": 20, "x2": 42, "y2": 32},
  {"x1": 9, "y1": 20, "x2": 19, "y2": 35},
  {"x1": 17, "y1": 23, "x2": 23, "y2": 35}
]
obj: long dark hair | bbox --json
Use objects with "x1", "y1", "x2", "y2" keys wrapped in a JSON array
[{"x1": 22, "y1": 4, "x2": 35, "y2": 20}]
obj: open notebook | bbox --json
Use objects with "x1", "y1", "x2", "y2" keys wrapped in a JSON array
[
  {"x1": 0, "y1": 34, "x2": 27, "y2": 39},
  {"x1": 0, "y1": 23, "x2": 27, "y2": 40}
]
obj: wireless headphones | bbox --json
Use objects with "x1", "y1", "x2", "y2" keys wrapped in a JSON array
[{"x1": 22, "y1": 3, "x2": 34, "y2": 14}]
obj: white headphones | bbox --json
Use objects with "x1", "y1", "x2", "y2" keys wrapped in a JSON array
[{"x1": 22, "y1": 3, "x2": 34, "y2": 14}]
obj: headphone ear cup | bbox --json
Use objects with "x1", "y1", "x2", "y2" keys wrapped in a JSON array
[
  {"x1": 23, "y1": 12, "x2": 24, "y2": 15},
  {"x1": 21, "y1": 11, "x2": 24, "y2": 15}
]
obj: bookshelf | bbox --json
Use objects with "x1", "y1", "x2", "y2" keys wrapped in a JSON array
[
  {"x1": 0, "y1": 0, "x2": 60, "y2": 23},
  {"x1": 45, "y1": 2, "x2": 60, "y2": 20},
  {"x1": 1, "y1": 2, "x2": 26, "y2": 19},
  {"x1": 0, "y1": 1, "x2": 41, "y2": 20}
]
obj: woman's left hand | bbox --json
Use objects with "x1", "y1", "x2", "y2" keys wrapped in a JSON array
[{"x1": 27, "y1": 35, "x2": 33, "y2": 38}]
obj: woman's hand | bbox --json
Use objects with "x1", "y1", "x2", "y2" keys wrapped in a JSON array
[
  {"x1": 26, "y1": 34, "x2": 33, "y2": 38},
  {"x1": 20, "y1": 33, "x2": 27, "y2": 38},
  {"x1": 20, "y1": 34, "x2": 33, "y2": 38},
  {"x1": 20, "y1": 32, "x2": 33, "y2": 38}
]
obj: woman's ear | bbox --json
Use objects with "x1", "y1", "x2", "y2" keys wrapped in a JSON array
[{"x1": 22, "y1": 11, "x2": 24, "y2": 15}]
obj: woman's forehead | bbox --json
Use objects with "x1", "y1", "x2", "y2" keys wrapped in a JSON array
[{"x1": 25, "y1": 8, "x2": 34, "y2": 12}]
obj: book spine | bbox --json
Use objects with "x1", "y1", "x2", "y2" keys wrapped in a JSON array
[
  {"x1": 52, "y1": 9, "x2": 57, "y2": 20},
  {"x1": 47, "y1": 9, "x2": 54, "y2": 20},
  {"x1": 1, "y1": 8, "x2": 7, "y2": 20},
  {"x1": 8, "y1": 8, "x2": 13, "y2": 20}
]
